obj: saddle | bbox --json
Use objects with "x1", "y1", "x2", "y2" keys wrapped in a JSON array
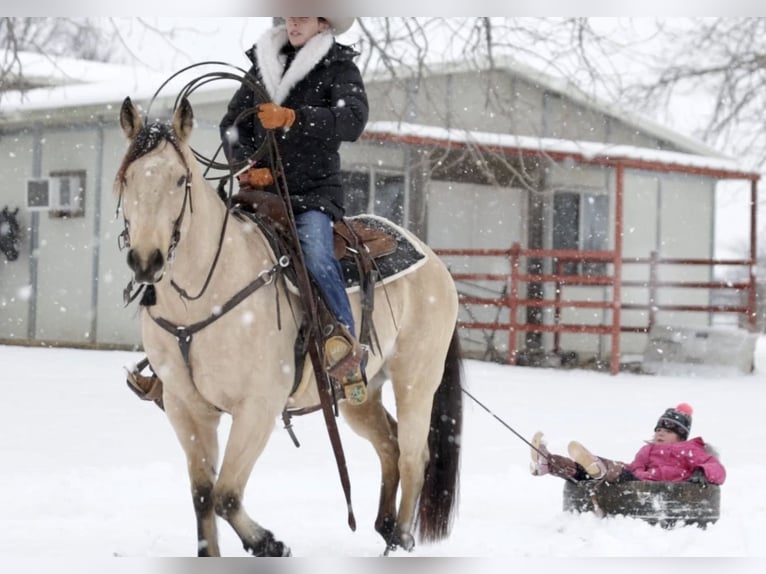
[{"x1": 230, "y1": 189, "x2": 397, "y2": 261}]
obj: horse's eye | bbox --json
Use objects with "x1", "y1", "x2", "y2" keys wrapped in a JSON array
[{"x1": 176, "y1": 175, "x2": 186, "y2": 187}]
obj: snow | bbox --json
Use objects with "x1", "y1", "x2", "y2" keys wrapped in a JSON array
[
  {"x1": 365, "y1": 121, "x2": 757, "y2": 177},
  {"x1": 2, "y1": 338, "x2": 765, "y2": 565}
]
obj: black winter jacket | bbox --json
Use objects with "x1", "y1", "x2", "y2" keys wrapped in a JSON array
[{"x1": 220, "y1": 27, "x2": 369, "y2": 220}]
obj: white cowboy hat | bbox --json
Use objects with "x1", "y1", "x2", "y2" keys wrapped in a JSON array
[{"x1": 323, "y1": 17, "x2": 356, "y2": 35}]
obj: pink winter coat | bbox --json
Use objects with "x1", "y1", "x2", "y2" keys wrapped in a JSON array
[{"x1": 626, "y1": 437, "x2": 726, "y2": 485}]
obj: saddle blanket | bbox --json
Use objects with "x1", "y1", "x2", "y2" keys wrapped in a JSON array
[{"x1": 337, "y1": 214, "x2": 427, "y2": 293}]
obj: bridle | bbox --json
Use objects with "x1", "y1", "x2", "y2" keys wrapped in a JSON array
[
  {"x1": 116, "y1": 129, "x2": 229, "y2": 305},
  {"x1": 116, "y1": 124, "x2": 291, "y2": 377},
  {"x1": 115, "y1": 61, "x2": 274, "y2": 305}
]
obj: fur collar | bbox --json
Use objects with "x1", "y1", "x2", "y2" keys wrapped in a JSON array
[{"x1": 255, "y1": 26, "x2": 334, "y2": 105}]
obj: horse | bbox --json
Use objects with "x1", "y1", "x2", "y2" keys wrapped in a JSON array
[
  {"x1": 0, "y1": 206, "x2": 21, "y2": 262},
  {"x1": 114, "y1": 96, "x2": 464, "y2": 557}
]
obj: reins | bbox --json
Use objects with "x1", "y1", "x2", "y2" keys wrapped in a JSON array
[{"x1": 266, "y1": 130, "x2": 358, "y2": 532}]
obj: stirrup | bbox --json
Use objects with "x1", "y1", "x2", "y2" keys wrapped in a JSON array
[
  {"x1": 340, "y1": 367, "x2": 368, "y2": 406},
  {"x1": 324, "y1": 334, "x2": 368, "y2": 405}
]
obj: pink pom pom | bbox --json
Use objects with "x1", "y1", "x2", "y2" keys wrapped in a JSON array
[{"x1": 676, "y1": 402, "x2": 693, "y2": 416}]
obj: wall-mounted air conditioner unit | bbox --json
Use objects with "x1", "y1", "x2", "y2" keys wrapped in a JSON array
[{"x1": 25, "y1": 178, "x2": 60, "y2": 211}]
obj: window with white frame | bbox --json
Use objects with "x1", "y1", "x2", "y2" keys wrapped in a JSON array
[
  {"x1": 552, "y1": 190, "x2": 609, "y2": 275},
  {"x1": 49, "y1": 170, "x2": 85, "y2": 218}
]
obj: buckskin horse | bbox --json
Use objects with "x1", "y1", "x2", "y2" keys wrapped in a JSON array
[
  {"x1": 0, "y1": 206, "x2": 20, "y2": 262},
  {"x1": 114, "y1": 97, "x2": 463, "y2": 556}
]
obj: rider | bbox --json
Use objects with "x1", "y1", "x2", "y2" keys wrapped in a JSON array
[
  {"x1": 220, "y1": 16, "x2": 369, "y2": 404},
  {"x1": 127, "y1": 17, "x2": 370, "y2": 407}
]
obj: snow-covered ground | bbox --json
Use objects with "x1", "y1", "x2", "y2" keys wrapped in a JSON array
[{"x1": 2, "y1": 337, "x2": 765, "y2": 568}]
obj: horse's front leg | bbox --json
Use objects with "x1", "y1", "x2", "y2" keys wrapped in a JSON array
[
  {"x1": 164, "y1": 393, "x2": 222, "y2": 556},
  {"x1": 213, "y1": 400, "x2": 291, "y2": 557}
]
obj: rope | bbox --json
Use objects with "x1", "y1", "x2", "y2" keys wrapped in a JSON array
[
  {"x1": 461, "y1": 386, "x2": 545, "y2": 457},
  {"x1": 142, "y1": 60, "x2": 273, "y2": 185}
]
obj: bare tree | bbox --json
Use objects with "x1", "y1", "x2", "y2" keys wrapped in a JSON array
[
  {"x1": 355, "y1": 18, "x2": 629, "y2": 96},
  {"x1": 618, "y1": 17, "x2": 766, "y2": 170},
  {"x1": 1, "y1": 17, "x2": 115, "y2": 94},
  {"x1": 348, "y1": 18, "x2": 645, "y2": 191}
]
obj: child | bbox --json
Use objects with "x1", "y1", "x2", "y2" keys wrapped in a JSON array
[{"x1": 530, "y1": 403, "x2": 726, "y2": 485}]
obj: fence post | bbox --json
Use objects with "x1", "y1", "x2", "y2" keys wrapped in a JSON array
[
  {"x1": 648, "y1": 250, "x2": 658, "y2": 333},
  {"x1": 508, "y1": 242, "x2": 520, "y2": 365},
  {"x1": 611, "y1": 164, "x2": 625, "y2": 375}
]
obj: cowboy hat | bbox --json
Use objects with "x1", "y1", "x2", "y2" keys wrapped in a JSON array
[
  {"x1": 277, "y1": 18, "x2": 356, "y2": 35},
  {"x1": 322, "y1": 17, "x2": 356, "y2": 35}
]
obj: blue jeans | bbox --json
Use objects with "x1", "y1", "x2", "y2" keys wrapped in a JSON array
[{"x1": 295, "y1": 210, "x2": 355, "y2": 337}]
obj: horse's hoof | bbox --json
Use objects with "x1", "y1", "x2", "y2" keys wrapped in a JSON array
[
  {"x1": 398, "y1": 532, "x2": 415, "y2": 552},
  {"x1": 246, "y1": 531, "x2": 291, "y2": 557},
  {"x1": 382, "y1": 531, "x2": 415, "y2": 555}
]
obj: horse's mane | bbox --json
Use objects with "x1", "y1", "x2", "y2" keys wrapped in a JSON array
[{"x1": 115, "y1": 121, "x2": 185, "y2": 191}]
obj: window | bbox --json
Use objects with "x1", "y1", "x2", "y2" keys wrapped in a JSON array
[
  {"x1": 341, "y1": 169, "x2": 405, "y2": 225},
  {"x1": 552, "y1": 191, "x2": 609, "y2": 275},
  {"x1": 49, "y1": 170, "x2": 85, "y2": 218}
]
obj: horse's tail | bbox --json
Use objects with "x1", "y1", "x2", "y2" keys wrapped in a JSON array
[{"x1": 417, "y1": 325, "x2": 464, "y2": 543}]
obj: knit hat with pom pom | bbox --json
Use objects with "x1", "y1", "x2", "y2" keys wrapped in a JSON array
[{"x1": 654, "y1": 403, "x2": 693, "y2": 440}]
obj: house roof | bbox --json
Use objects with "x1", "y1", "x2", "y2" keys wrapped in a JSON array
[
  {"x1": 0, "y1": 52, "x2": 743, "y2": 173},
  {"x1": 3, "y1": 51, "x2": 142, "y2": 88},
  {"x1": 364, "y1": 121, "x2": 760, "y2": 181},
  {"x1": 0, "y1": 52, "x2": 234, "y2": 123},
  {"x1": 364, "y1": 55, "x2": 727, "y2": 160}
]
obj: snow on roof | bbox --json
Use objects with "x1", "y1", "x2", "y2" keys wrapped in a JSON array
[
  {"x1": 0, "y1": 53, "x2": 235, "y2": 118},
  {"x1": 364, "y1": 121, "x2": 760, "y2": 179},
  {"x1": 7, "y1": 51, "x2": 141, "y2": 87}
]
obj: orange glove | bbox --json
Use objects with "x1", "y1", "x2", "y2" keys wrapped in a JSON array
[
  {"x1": 257, "y1": 103, "x2": 296, "y2": 129},
  {"x1": 237, "y1": 167, "x2": 274, "y2": 189}
]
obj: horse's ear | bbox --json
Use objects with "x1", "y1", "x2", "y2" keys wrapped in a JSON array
[
  {"x1": 120, "y1": 97, "x2": 143, "y2": 140},
  {"x1": 173, "y1": 98, "x2": 194, "y2": 142}
]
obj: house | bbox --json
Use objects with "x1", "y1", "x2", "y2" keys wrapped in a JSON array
[{"x1": 0, "y1": 52, "x2": 759, "y2": 372}]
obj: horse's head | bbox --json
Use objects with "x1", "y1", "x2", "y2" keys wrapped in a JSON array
[
  {"x1": 115, "y1": 97, "x2": 196, "y2": 284},
  {"x1": 0, "y1": 206, "x2": 21, "y2": 262}
]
